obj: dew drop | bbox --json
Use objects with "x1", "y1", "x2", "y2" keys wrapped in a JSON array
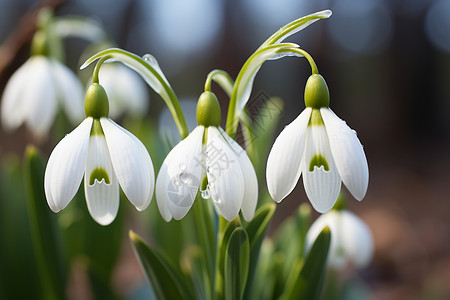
[
  {"x1": 173, "y1": 179, "x2": 180, "y2": 186},
  {"x1": 201, "y1": 187, "x2": 210, "y2": 199},
  {"x1": 142, "y1": 54, "x2": 152, "y2": 62},
  {"x1": 179, "y1": 163, "x2": 186, "y2": 171}
]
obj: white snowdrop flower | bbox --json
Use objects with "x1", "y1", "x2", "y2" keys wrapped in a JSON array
[
  {"x1": 94, "y1": 62, "x2": 149, "y2": 118},
  {"x1": 266, "y1": 74, "x2": 368, "y2": 213},
  {"x1": 156, "y1": 91, "x2": 258, "y2": 222},
  {"x1": 305, "y1": 209, "x2": 374, "y2": 270},
  {"x1": 44, "y1": 83, "x2": 154, "y2": 225},
  {"x1": 1, "y1": 55, "x2": 84, "y2": 137}
]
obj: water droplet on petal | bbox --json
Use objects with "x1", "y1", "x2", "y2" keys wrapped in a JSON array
[
  {"x1": 201, "y1": 187, "x2": 210, "y2": 199},
  {"x1": 179, "y1": 163, "x2": 186, "y2": 171}
]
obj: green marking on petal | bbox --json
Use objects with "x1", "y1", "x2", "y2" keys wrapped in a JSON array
[
  {"x1": 309, "y1": 154, "x2": 329, "y2": 172},
  {"x1": 90, "y1": 119, "x2": 104, "y2": 136},
  {"x1": 308, "y1": 109, "x2": 324, "y2": 127},
  {"x1": 89, "y1": 167, "x2": 110, "y2": 185}
]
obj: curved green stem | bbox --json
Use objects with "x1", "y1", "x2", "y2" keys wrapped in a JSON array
[
  {"x1": 92, "y1": 56, "x2": 111, "y2": 84},
  {"x1": 81, "y1": 48, "x2": 189, "y2": 139},
  {"x1": 225, "y1": 46, "x2": 318, "y2": 139},
  {"x1": 204, "y1": 69, "x2": 235, "y2": 97},
  {"x1": 283, "y1": 48, "x2": 318, "y2": 74}
]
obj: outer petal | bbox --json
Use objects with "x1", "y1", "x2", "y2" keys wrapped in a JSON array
[
  {"x1": 22, "y1": 57, "x2": 57, "y2": 136},
  {"x1": 1, "y1": 57, "x2": 34, "y2": 131},
  {"x1": 44, "y1": 118, "x2": 92, "y2": 212},
  {"x1": 320, "y1": 108, "x2": 369, "y2": 200},
  {"x1": 219, "y1": 127, "x2": 258, "y2": 222},
  {"x1": 207, "y1": 127, "x2": 244, "y2": 221},
  {"x1": 100, "y1": 118, "x2": 155, "y2": 211},
  {"x1": 84, "y1": 135, "x2": 120, "y2": 226},
  {"x1": 302, "y1": 124, "x2": 341, "y2": 213},
  {"x1": 305, "y1": 210, "x2": 373, "y2": 270},
  {"x1": 156, "y1": 126, "x2": 204, "y2": 220},
  {"x1": 52, "y1": 59, "x2": 84, "y2": 124},
  {"x1": 266, "y1": 107, "x2": 311, "y2": 202}
]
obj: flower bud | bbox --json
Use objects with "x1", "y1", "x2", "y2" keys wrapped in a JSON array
[
  {"x1": 304, "y1": 74, "x2": 330, "y2": 109},
  {"x1": 196, "y1": 91, "x2": 221, "y2": 127},
  {"x1": 85, "y1": 83, "x2": 109, "y2": 118}
]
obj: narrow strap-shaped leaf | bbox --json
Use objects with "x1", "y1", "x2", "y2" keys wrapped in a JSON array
[
  {"x1": 129, "y1": 230, "x2": 195, "y2": 300},
  {"x1": 224, "y1": 227, "x2": 250, "y2": 300},
  {"x1": 242, "y1": 203, "x2": 276, "y2": 299},
  {"x1": 23, "y1": 146, "x2": 66, "y2": 300},
  {"x1": 215, "y1": 217, "x2": 240, "y2": 300},
  {"x1": 281, "y1": 226, "x2": 331, "y2": 300}
]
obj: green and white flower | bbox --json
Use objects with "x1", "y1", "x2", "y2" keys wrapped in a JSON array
[
  {"x1": 266, "y1": 74, "x2": 368, "y2": 213},
  {"x1": 44, "y1": 83, "x2": 154, "y2": 225},
  {"x1": 1, "y1": 55, "x2": 84, "y2": 137},
  {"x1": 305, "y1": 209, "x2": 373, "y2": 270},
  {"x1": 156, "y1": 92, "x2": 257, "y2": 222}
]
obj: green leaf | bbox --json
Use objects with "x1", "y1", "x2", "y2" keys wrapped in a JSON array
[
  {"x1": 261, "y1": 10, "x2": 332, "y2": 47},
  {"x1": 281, "y1": 226, "x2": 331, "y2": 300},
  {"x1": 129, "y1": 230, "x2": 196, "y2": 300},
  {"x1": 215, "y1": 217, "x2": 240, "y2": 300},
  {"x1": 242, "y1": 203, "x2": 276, "y2": 299},
  {"x1": 23, "y1": 146, "x2": 66, "y2": 300},
  {"x1": 0, "y1": 154, "x2": 41, "y2": 299},
  {"x1": 224, "y1": 227, "x2": 250, "y2": 300}
]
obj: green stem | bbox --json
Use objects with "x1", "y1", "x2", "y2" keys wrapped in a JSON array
[
  {"x1": 204, "y1": 69, "x2": 235, "y2": 97},
  {"x1": 82, "y1": 48, "x2": 190, "y2": 139},
  {"x1": 92, "y1": 56, "x2": 111, "y2": 84},
  {"x1": 225, "y1": 47, "x2": 318, "y2": 139}
]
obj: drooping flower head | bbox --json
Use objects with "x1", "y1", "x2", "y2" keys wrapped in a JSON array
[
  {"x1": 1, "y1": 8, "x2": 84, "y2": 138},
  {"x1": 44, "y1": 80, "x2": 155, "y2": 225},
  {"x1": 266, "y1": 73, "x2": 369, "y2": 213},
  {"x1": 156, "y1": 91, "x2": 258, "y2": 222},
  {"x1": 305, "y1": 208, "x2": 374, "y2": 270}
]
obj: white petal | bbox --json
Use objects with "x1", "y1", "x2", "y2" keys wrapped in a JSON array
[
  {"x1": 84, "y1": 135, "x2": 119, "y2": 225},
  {"x1": 44, "y1": 118, "x2": 92, "y2": 212},
  {"x1": 100, "y1": 118, "x2": 155, "y2": 211},
  {"x1": 22, "y1": 57, "x2": 57, "y2": 136},
  {"x1": 1, "y1": 57, "x2": 34, "y2": 131},
  {"x1": 219, "y1": 127, "x2": 258, "y2": 221},
  {"x1": 321, "y1": 108, "x2": 369, "y2": 200},
  {"x1": 156, "y1": 126, "x2": 204, "y2": 220},
  {"x1": 305, "y1": 210, "x2": 373, "y2": 270},
  {"x1": 266, "y1": 108, "x2": 311, "y2": 202},
  {"x1": 207, "y1": 127, "x2": 244, "y2": 221},
  {"x1": 52, "y1": 59, "x2": 84, "y2": 124},
  {"x1": 302, "y1": 124, "x2": 341, "y2": 213}
]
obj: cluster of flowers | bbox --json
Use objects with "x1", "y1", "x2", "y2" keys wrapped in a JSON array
[{"x1": 1, "y1": 9, "x2": 372, "y2": 269}]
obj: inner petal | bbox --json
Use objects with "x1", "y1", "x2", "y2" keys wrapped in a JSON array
[
  {"x1": 302, "y1": 116, "x2": 341, "y2": 213},
  {"x1": 84, "y1": 134, "x2": 119, "y2": 225}
]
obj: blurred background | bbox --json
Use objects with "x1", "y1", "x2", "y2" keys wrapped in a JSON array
[{"x1": 0, "y1": 0, "x2": 449, "y2": 299}]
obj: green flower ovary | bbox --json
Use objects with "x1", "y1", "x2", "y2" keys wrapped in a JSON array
[
  {"x1": 309, "y1": 154, "x2": 329, "y2": 172},
  {"x1": 85, "y1": 83, "x2": 109, "y2": 118},
  {"x1": 196, "y1": 91, "x2": 221, "y2": 127},
  {"x1": 89, "y1": 167, "x2": 111, "y2": 185},
  {"x1": 304, "y1": 74, "x2": 330, "y2": 109}
]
